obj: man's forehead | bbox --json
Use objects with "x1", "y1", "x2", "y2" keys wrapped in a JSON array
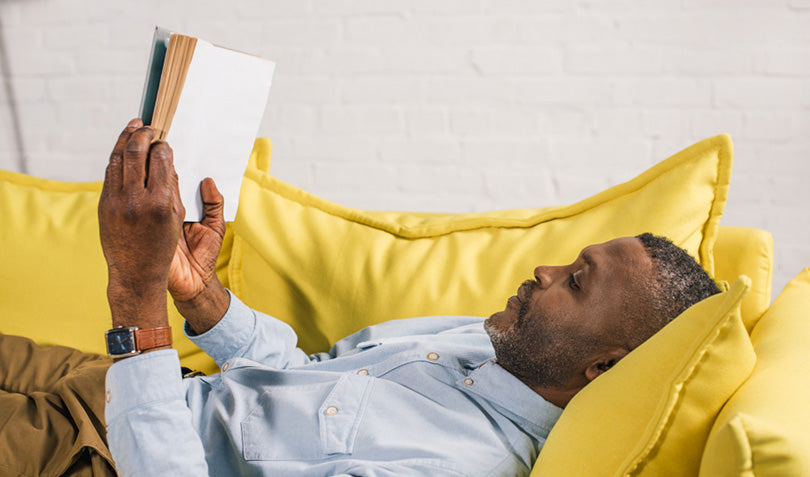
[{"x1": 581, "y1": 237, "x2": 651, "y2": 271}]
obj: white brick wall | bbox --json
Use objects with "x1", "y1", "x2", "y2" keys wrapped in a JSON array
[{"x1": 1, "y1": 0, "x2": 809, "y2": 295}]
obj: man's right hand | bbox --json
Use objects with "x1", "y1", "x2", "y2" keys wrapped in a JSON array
[{"x1": 168, "y1": 178, "x2": 231, "y2": 334}]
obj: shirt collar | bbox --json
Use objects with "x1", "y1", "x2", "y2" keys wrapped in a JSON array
[{"x1": 461, "y1": 360, "x2": 563, "y2": 436}]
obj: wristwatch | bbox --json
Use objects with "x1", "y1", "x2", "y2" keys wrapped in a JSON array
[{"x1": 105, "y1": 326, "x2": 173, "y2": 358}]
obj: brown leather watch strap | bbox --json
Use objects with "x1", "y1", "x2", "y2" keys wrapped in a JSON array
[{"x1": 134, "y1": 326, "x2": 173, "y2": 351}]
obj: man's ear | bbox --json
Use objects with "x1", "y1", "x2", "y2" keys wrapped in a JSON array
[{"x1": 584, "y1": 348, "x2": 629, "y2": 382}]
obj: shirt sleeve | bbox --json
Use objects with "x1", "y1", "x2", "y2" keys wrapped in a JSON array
[
  {"x1": 184, "y1": 290, "x2": 312, "y2": 369},
  {"x1": 105, "y1": 350, "x2": 208, "y2": 476}
]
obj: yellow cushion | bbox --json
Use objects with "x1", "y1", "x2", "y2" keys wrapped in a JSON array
[
  {"x1": 700, "y1": 269, "x2": 810, "y2": 476},
  {"x1": 713, "y1": 225, "x2": 774, "y2": 331},
  {"x1": 0, "y1": 169, "x2": 230, "y2": 374},
  {"x1": 532, "y1": 277, "x2": 755, "y2": 476},
  {"x1": 229, "y1": 134, "x2": 733, "y2": 353}
]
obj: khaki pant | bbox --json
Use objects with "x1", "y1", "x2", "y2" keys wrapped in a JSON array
[{"x1": 0, "y1": 334, "x2": 115, "y2": 477}]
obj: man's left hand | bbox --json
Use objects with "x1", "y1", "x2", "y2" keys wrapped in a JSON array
[{"x1": 98, "y1": 118, "x2": 185, "y2": 328}]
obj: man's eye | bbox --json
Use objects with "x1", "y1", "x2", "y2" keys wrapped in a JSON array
[{"x1": 568, "y1": 273, "x2": 580, "y2": 291}]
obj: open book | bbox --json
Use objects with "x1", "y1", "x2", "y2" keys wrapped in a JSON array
[{"x1": 139, "y1": 26, "x2": 275, "y2": 221}]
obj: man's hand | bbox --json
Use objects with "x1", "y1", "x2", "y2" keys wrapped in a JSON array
[
  {"x1": 168, "y1": 178, "x2": 230, "y2": 334},
  {"x1": 99, "y1": 119, "x2": 184, "y2": 329}
]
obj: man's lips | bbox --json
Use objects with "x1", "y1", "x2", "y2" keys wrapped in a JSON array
[{"x1": 507, "y1": 295, "x2": 521, "y2": 308}]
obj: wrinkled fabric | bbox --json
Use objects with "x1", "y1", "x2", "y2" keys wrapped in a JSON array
[
  {"x1": 0, "y1": 333, "x2": 115, "y2": 477},
  {"x1": 106, "y1": 291, "x2": 562, "y2": 476}
]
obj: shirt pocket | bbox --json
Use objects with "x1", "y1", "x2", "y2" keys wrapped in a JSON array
[{"x1": 240, "y1": 373, "x2": 373, "y2": 461}]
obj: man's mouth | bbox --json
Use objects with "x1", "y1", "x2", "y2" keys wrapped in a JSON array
[{"x1": 517, "y1": 279, "x2": 535, "y2": 302}]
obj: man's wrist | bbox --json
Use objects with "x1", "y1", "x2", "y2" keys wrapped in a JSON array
[{"x1": 172, "y1": 279, "x2": 230, "y2": 335}]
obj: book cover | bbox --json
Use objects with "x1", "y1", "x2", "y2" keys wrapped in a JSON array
[{"x1": 139, "y1": 27, "x2": 275, "y2": 222}]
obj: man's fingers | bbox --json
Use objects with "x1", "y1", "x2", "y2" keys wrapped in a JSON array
[
  {"x1": 199, "y1": 178, "x2": 226, "y2": 236},
  {"x1": 146, "y1": 141, "x2": 174, "y2": 189},
  {"x1": 122, "y1": 126, "x2": 155, "y2": 190},
  {"x1": 105, "y1": 118, "x2": 142, "y2": 190}
]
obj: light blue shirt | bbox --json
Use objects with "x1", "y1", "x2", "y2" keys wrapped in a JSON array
[{"x1": 105, "y1": 292, "x2": 562, "y2": 476}]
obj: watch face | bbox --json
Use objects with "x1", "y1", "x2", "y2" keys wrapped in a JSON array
[{"x1": 106, "y1": 328, "x2": 137, "y2": 356}]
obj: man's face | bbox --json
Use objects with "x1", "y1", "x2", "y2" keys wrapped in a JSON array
[{"x1": 484, "y1": 237, "x2": 653, "y2": 388}]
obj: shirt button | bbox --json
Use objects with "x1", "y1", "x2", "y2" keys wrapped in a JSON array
[
  {"x1": 357, "y1": 369, "x2": 369, "y2": 375},
  {"x1": 105, "y1": 390, "x2": 111, "y2": 403},
  {"x1": 325, "y1": 406, "x2": 338, "y2": 416},
  {"x1": 427, "y1": 352, "x2": 439, "y2": 361},
  {"x1": 222, "y1": 362, "x2": 230, "y2": 372},
  {"x1": 464, "y1": 378, "x2": 474, "y2": 386}
]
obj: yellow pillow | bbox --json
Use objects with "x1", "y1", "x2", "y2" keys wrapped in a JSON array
[
  {"x1": 0, "y1": 169, "x2": 231, "y2": 374},
  {"x1": 229, "y1": 134, "x2": 733, "y2": 353},
  {"x1": 700, "y1": 269, "x2": 810, "y2": 476},
  {"x1": 532, "y1": 277, "x2": 755, "y2": 476}
]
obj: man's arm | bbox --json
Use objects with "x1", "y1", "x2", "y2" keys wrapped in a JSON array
[{"x1": 99, "y1": 119, "x2": 208, "y2": 475}]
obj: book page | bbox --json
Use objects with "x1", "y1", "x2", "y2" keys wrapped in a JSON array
[{"x1": 165, "y1": 38, "x2": 275, "y2": 222}]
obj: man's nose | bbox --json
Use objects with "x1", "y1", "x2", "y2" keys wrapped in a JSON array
[{"x1": 534, "y1": 266, "x2": 563, "y2": 288}]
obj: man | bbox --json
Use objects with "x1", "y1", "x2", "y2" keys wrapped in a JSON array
[{"x1": 1, "y1": 119, "x2": 720, "y2": 476}]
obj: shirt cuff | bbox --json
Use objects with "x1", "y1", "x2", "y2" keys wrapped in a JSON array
[
  {"x1": 183, "y1": 289, "x2": 256, "y2": 366},
  {"x1": 105, "y1": 349, "x2": 185, "y2": 423}
]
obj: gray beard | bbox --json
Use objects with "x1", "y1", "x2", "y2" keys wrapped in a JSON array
[{"x1": 485, "y1": 311, "x2": 594, "y2": 389}]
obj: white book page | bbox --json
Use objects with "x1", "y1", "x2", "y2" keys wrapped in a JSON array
[{"x1": 166, "y1": 38, "x2": 275, "y2": 222}]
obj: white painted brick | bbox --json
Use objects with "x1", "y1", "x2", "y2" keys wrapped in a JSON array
[
  {"x1": 271, "y1": 77, "x2": 340, "y2": 104},
  {"x1": 482, "y1": 0, "x2": 574, "y2": 14},
  {"x1": 450, "y1": 109, "x2": 490, "y2": 136},
  {"x1": 690, "y1": 110, "x2": 745, "y2": 140},
  {"x1": 487, "y1": 108, "x2": 542, "y2": 136},
  {"x1": 742, "y1": 112, "x2": 795, "y2": 141},
  {"x1": 4, "y1": 78, "x2": 48, "y2": 102},
  {"x1": 641, "y1": 110, "x2": 692, "y2": 139},
  {"x1": 788, "y1": 0, "x2": 810, "y2": 9},
  {"x1": 714, "y1": 78, "x2": 810, "y2": 108},
  {"x1": 663, "y1": 48, "x2": 751, "y2": 76},
  {"x1": 397, "y1": 165, "x2": 483, "y2": 194},
  {"x1": 312, "y1": 0, "x2": 406, "y2": 16},
  {"x1": 292, "y1": 135, "x2": 376, "y2": 162},
  {"x1": 538, "y1": 108, "x2": 590, "y2": 137},
  {"x1": 682, "y1": 0, "x2": 788, "y2": 10},
  {"x1": 514, "y1": 78, "x2": 613, "y2": 107},
  {"x1": 382, "y1": 47, "x2": 474, "y2": 75},
  {"x1": 295, "y1": 47, "x2": 383, "y2": 75},
  {"x1": 259, "y1": 20, "x2": 341, "y2": 47},
  {"x1": 564, "y1": 45, "x2": 664, "y2": 75},
  {"x1": 472, "y1": 47, "x2": 561, "y2": 75},
  {"x1": 515, "y1": 16, "x2": 616, "y2": 45},
  {"x1": 74, "y1": 47, "x2": 148, "y2": 75},
  {"x1": 345, "y1": 17, "x2": 426, "y2": 46},
  {"x1": 425, "y1": 77, "x2": 513, "y2": 106},
  {"x1": 589, "y1": 109, "x2": 643, "y2": 138},
  {"x1": 276, "y1": 105, "x2": 320, "y2": 135},
  {"x1": 408, "y1": 0, "x2": 483, "y2": 15},
  {"x1": 321, "y1": 105, "x2": 403, "y2": 134},
  {"x1": 424, "y1": 16, "x2": 520, "y2": 46},
  {"x1": 614, "y1": 78, "x2": 713, "y2": 107},
  {"x1": 233, "y1": 0, "x2": 312, "y2": 17},
  {"x1": 482, "y1": 167, "x2": 556, "y2": 208},
  {"x1": 312, "y1": 162, "x2": 400, "y2": 193},
  {"x1": 753, "y1": 48, "x2": 810, "y2": 76},
  {"x1": 549, "y1": 139, "x2": 651, "y2": 172},
  {"x1": 378, "y1": 138, "x2": 461, "y2": 164},
  {"x1": 342, "y1": 78, "x2": 422, "y2": 104},
  {"x1": 461, "y1": 139, "x2": 550, "y2": 166}
]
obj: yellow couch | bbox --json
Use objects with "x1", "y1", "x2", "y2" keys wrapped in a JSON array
[{"x1": 1, "y1": 134, "x2": 807, "y2": 476}]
